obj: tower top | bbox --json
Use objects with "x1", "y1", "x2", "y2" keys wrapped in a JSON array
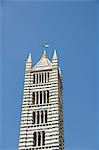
[{"x1": 32, "y1": 51, "x2": 52, "y2": 71}]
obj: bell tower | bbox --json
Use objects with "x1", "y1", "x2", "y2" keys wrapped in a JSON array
[{"x1": 18, "y1": 50, "x2": 64, "y2": 150}]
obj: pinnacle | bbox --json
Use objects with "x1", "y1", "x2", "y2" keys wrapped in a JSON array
[
  {"x1": 27, "y1": 53, "x2": 32, "y2": 62},
  {"x1": 52, "y1": 49, "x2": 58, "y2": 60}
]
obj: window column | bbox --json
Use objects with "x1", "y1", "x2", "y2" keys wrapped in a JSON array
[
  {"x1": 35, "y1": 111, "x2": 37, "y2": 124},
  {"x1": 45, "y1": 72, "x2": 46, "y2": 83},
  {"x1": 43, "y1": 110, "x2": 45, "y2": 124},
  {"x1": 46, "y1": 91, "x2": 47, "y2": 104},
  {"x1": 38, "y1": 91, "x2": 40, "y2": 105},
  {"x1": 44, "y1": 91, "x2": 46, "y2": 103},
  {"x1": 36, "y1": 132, "x2": 38, "y2": 147},
  {"x1": 39, "y1": 111, "x2": 41, "y2": 124},
  {"x1": 43, "y1": 73, "x2": 45, "y2": 83},
  {"x1": 46, "y1": 72, "x2": 48, "y2": 83},
  {"x1": 41, "y1": 131, "x2": 42, "y2": 146}
]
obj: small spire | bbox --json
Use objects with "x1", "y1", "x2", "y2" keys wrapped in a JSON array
[
  {"x1": 52, "y1": 49, "x2": 58, "y2": 60},
  {"x1": 27, "y1": 53, "x2": 32, "y2": 62}
]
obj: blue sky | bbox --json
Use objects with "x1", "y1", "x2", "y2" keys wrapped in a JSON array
[{"x1": 0, "y1": 0, "x2": 98, "y2": 150}]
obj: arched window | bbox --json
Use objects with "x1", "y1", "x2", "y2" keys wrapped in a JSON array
[
  {"x1": 47, "y1": 90, "x2": 49, "y2": 103},
  {"x1": 39, "y1": 73, "x2": 41, "y2": 83},
  {"x1": 41, "y1": 111, "x2": 43, "y2": 123},
  {"x1": 36, "y1": 74, "x2": 38, "y2": 84},
  {"x1": 38, "y1": 132, "x2": 41, "y2": 146},
  {"x1": 40, "y1": 91, "x2": 42, "y2": 104},
  {"x1": 33, "y1": 74, "x2": 35, "y2": 84},
  {"x1": 33, "y1": 112, "x2": 35, "y2": 124},
  {"x1": 45, "y1": 73, "x2": 46, "y2": 83},
  {"x1": 42, "y1": 131, "x2": 45, "y2": 146},
  {"x1": 33, "y1": 132, "x2": 36, "y2": 146},
  {"x1": 48, "y1": 72, "x2": 49, "y2": 82},
  {"x1": 37, "y1": 111, "x2": 39, "y2": 124},
  {"x1": 36, "y1": 92, "x2": 38, "y2": 104},
  {"x1": 32, "y1": 92, "x2": 35, "y2": 104},
  {"x1": 45, "y1": 110, "x2": 47, "y2": 123}
]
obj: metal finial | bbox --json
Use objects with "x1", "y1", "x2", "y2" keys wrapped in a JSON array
[{"x1": 44, "y1": 50, "x2": 46, "y2": 55}]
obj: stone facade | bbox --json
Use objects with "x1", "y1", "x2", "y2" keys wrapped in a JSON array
[{"x1": 18, "y1": 50, "x2": 64, "y2": 150}]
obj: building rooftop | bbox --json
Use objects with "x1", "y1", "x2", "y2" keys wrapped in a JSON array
[{"x1": 32, "y1": 50, "x2": 52, "y2": 71}]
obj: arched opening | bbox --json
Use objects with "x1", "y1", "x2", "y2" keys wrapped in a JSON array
[
  {"x1": 36, "y1": 92, "x2": 38, "y2": 104},
  {"x1": 48, "y1": 72, "x2": 49, "y2": 82},
  {"x1": 33, "y1": 132, "x2": 36, "y2": 146},
  {"x1": 33, "y1": 112, "x2": 35, "y2": 124},
  {"x1": 40, "y1": 91, "x2": 42, "y2": 104},
  {"x1": 45, "y1": 73, "x2": 46, "y2": 83},
  {"x1": 32, "y1": 92, "x2": 35, "y2": 104},
  {"x1": 47, "y1": 90, "x2": 49, "y2": 103},
  {"x1": 38, "y1": 132, "x2": 41, "y2": 146},
  {"x1": 36, "y1": 74, "x2": 38, "y2": 84},
  {"x1": 33, "y1": 74, "x2": 35, "y2": 84},
  {"x1": 42, "y1": 131, "x2": 45, "y2": 146},
  {"x1": 45, "y1": 110, "x2": 47, "y2": 123},
  {"x1": 37, "y1": 111, "x2": 39, "y2": 124},
  {"x1": 41, "y1": 111, "x2": 43, "y2": 123},
  {"x1": 39, "y1": 73, "x2": 41, "y2": 83}
]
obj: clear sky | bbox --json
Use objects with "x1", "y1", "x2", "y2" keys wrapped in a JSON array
[{"x1": 0, "y1": 0, "x2": 98, "y2": 150}]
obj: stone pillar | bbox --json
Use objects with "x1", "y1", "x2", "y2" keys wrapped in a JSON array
[
  {"x1": 35, "y1": 111, "x2": 37, "y2": 125},
  {"x1": 46, "y1": 72, "x2": 48, "y2": 83},
  {"x1": 43, "y1": 73, "x2": 45, "y2": 83},
  {"x1": 41, "y1": 131, "x2": 42, "y2": 146},
  {"x1": 35, "y1": 92, "x2": 37, "y2": 105},
  {"x1": 46, "y1": 90, "x2": 47, "y2": 104},
  {"x1": 36, "y1": 132, "x2": 38, "y2": 147},
  {"x1": 39, "y1": 111, "x2": 41, "y2": 124},
  {"x1": 43, "y1": 110, "x2": 45, "y2": 123},
  {"x1": 38, "y1": 91, "x2": 40, "y2": 105},
  {"x1": 34, "y1": 92, "x2": 37, "y2": 104},
  {"x1": 38, "y1": 73, "x2": 39, "y2": 83}
]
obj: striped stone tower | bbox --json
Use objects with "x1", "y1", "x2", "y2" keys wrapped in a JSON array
[{"x1": 18, "y1": 50, "x2": 64, "y2": 150}]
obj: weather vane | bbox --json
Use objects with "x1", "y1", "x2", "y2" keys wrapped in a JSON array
[{"x1": 44, "y1": 44, "x2": 49, "y2": 48}]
